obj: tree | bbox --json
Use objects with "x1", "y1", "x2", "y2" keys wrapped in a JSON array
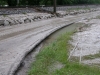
[
  {"x1": 28, "y1": 0, "x2": 40, "y2": 5},
  {"x1": 6, "y1": 0, "x2": 17, "y2": 6},
  {"x1": 1, "y1": 0, "x2": 100, "y2": 6},
  {"x1": 0, "y1": 0, "x2": 7, "y2": 6}
]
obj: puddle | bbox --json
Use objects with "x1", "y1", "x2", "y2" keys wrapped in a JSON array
[{"x1": 15, "y1": 23, "x2": 84, "y2": 75}]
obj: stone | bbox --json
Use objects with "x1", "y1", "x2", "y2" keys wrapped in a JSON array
[
  {"x1": 4, "y1": 20, "x2": 10, "y2": 26},
  {"x1": 24, "y1": 18, "x2": 31, "y2": 23},
  {"x1": 14, "y1": 20, "x2": 19, "y2": 24},
  {"x1": 9, "y1": 20, "x2": 16, "y2": 25},
  {"x1": 0, "y1": 20, "x2": 4, "y2": 26},
  {"x1": 69, "y1": 12, "x2": 75, "y2": 15}
]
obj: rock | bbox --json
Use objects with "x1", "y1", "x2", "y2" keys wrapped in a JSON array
[
  {"x1": 0, "y1": 7, "x2": 99, "y2": 26},
  {"x1": 24, "y1": 18, "x2": 31, "y2": 23},
  {"x1": 4, "y1": 20, "x2": 10, "y2": 26},
  {"x1": 9, "y1": 20, "x2": 16, "y2": 25},
  {"x1": 69, "y1": 12, "x2": 75, "y2": 15},
  {"x1": 18, "y1": 19, "x2": 24, "y2": 24},
  {"x1": 36, "y1": 16, "x2": 41, "y2": 20},
  {"x1": 14, "y1": 20, "x2": 19, "y2": 24},
  {"x1": 0, "y1": 20, "x2": 4, "y2": 26},
  {"x1": 32, "y1": 17, "x2": 38, "y2": 21}
]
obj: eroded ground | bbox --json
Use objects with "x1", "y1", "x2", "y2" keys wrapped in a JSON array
[{"x1": 70, "y1": 15, "x2": 100, "y2": 66}]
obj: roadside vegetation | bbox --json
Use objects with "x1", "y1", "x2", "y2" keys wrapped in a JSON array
[
  {"x1": 1, "y1": 0, "x2": 100, "y2": 6},
  {"x1": 83, "y1": 52, "x2": 100, "y2": 60},
  {"x1": 28, "y1": 31, "x2": 100, "y2": 75},
  {"x1": 96, "y1": 15, "x2": 100, "y2": 19}
]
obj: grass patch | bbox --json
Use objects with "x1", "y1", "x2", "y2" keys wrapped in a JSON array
[
  {"x1": 69, "y1": 56, "x2": 80, "y2": 62},
  {"x1": 28, "y1": 31, "x2": 100, "y2": 75},
  {"x1": 96, "y1": 16, "x2": 100, "y2": 19},
  {"x1": 3, "y1": 14, "x2": 7, "y2": 17},
  {"x1": 83, "y1": 52, "x2": 100, "y2": 60},
  {"x1": 23, "y1": 12, "x2": 27, "y2": 14}
]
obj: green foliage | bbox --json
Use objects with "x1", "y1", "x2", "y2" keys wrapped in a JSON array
[
  {"x1": 1, "y1": 0, "x2": 100, "y2": 6},
  {"x1": 5, "y1": 0, "x2": 17, "y2": 6},
  {"x1": 83, "y1": 52, "x2": 100, "y2": 60},
  {"x1": 0, "y1": 0, "x2": 7, "y2": 6},
  {"x1": 28, "y1": 31, "x2": 100, "y2": 75}
]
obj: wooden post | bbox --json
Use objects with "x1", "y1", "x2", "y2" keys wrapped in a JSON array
[
  {"x1": 17, "y1": 0, "x2": 19, "y2": 6},
  {"x1": 53, "y1": 0, "x2": 56, "y2": 13}
]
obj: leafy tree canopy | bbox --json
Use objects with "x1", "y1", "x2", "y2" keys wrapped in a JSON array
[{"x1": 0, "y1": 0, "x2": 100, "y2": 6}]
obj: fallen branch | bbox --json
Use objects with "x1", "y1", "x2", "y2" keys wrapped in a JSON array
[{"x1": 68, "y1": 42, "x2": 79, "y2": 60}]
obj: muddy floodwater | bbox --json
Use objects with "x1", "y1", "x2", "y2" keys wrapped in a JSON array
[{"x1": 15, "y1": 23, "x2": 84, "y2": 75}]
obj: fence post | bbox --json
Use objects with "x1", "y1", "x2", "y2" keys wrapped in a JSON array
[{"x1": 53, "y1": 0, "x2": 56, "y2": 13}]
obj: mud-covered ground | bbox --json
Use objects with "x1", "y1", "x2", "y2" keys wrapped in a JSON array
[{"x1": 70, "y1": 15, "x2": 100, "y2": 66}]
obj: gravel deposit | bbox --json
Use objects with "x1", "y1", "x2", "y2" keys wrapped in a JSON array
[
  {"x1": 0, "y1": 8, "x2": 36, "y2": 15},
  {"x1": 0, "y1": 7, "x2": 99, "y2": 26},
  {"x1": 42, "y1": 5, "x2": 99, "y2": 11},
  {"x1": 0, "y1": 12, "x2": 55, "y2": 26}
]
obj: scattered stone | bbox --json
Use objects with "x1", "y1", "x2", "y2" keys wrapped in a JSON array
[
  {"x1": 0, "y1": 7, "x2": 99, "y2": 26},
  {"x1": 9, "y1": 19, "x2": 16, "y2": 25},
  {"x1": 0, "y1": 20, "x2": 4, "y2": 26},
  {"x1": 4, "y1": 20, "x2": 10, "y2": 26},
  {"x1": 0, "y1": 8, "x2": 36, "y2": 15},
  {"x1": 24, "y1": 18, "x2": 31, "y2": 23}
]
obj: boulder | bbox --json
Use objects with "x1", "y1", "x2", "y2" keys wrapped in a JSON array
[
  {"x1": 8, "y1": 20, "x2": 16, "y2": 25},
  {"x1": 24, "y1": 18, "x2": 31, "y2": 23},
  {"x1": 4, "y1": 20, "x2": 10, "y2": 26}
]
